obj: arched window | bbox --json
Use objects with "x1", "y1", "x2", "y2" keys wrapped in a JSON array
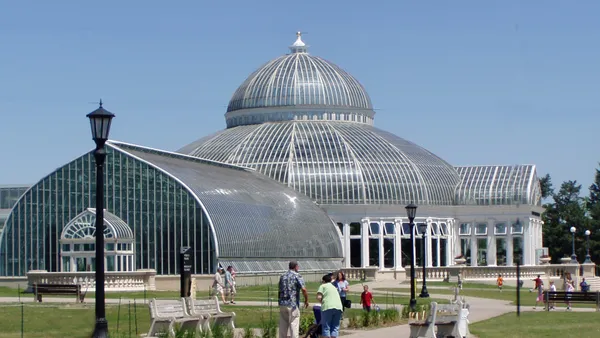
[{"x1": 59, "y1": 208, "x2": 135, "y2": 273}]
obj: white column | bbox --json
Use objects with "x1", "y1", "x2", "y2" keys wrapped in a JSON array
[
  {"x1": 426, "y1": 219, "x2": 433, "y2": 267},
  {"x1": 361, "y1": 219, "x2": 370, "y2": 268},
  {"x1": 343, "y1": 223, "x2": 351, "y2": 268},
  {"x1": 523, "y1": 220, "x2": 531, "y2": 265},
  {"x1": 436, "y1": 232, "x2": 441, "y2": 267},
  {"x1": 378, "y1": 221, "x2": 384, "y2": 271},
  {"x1": 394, "y1": 220, "x2": 403, "y2": 270},
  {"x1": 506, "y1": 232, "x2": 514, "y2": 267},
  {"x1": 487, "y1": 219, "x2": 497, "y2": 266},
  {"x1": 470, "y1": 230, "x2": 478, "y2": 267},
  {"x1": 539, "y1": 220, "x2": 544, "y2": 248}
]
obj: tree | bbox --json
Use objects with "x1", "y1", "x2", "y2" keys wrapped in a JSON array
[
  {"x1": 542, "y1": 181, "x2": 589, "y2": 263},
  {"x1": 585, "y1": 164, "x2": 600, "y2": 263},
  {"x1": 539, "y1": 174, "x2": 554, "y2": 200}
]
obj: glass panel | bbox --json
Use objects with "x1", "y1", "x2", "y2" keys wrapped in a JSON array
[
  {"x1": 350, "y1": 239, "x2": 361, "y2": 267},
  {"x1": 476, "y1": 223, "x2": 487, "y2": 235},
  {"x1": 511, "y1": 222, "x2": 523, "y2": 234},
  {"x1": 459, "y1": 223, "x2": 471, "y2": 235},
  {"x1": 494, "y1": 223, "x2": 507, "y2": 235},
  {"x1": 440, "y1": 223, "x2": 448, "y2": 236},
  {"x1": 384, "y1": 223, "x2": 395, "y2": 235},
  {"x1": 383, "y1": 238, "x2": 394, "y2": 268},
  {"x1": 496, "y1": 238, "x2": 507, "y2": 266},
  {"x1": 62, "y1": 244, "x2": 70, "y2": 252},
  {"x1": 107, "y1": 256, "x2": 115, "y2": 272},
  {"x1": 369, "y1": 222, "x2": 380, "y2": 235},
  {"x1": 62, "y1": 257, "x2": 70, "y2": 272},
  {"x1": 432, "y1": 223, "x2": 439, "y2": 235},
  {"x1": 460, "y1": 238, "x2": 471, "y2": 266},
  {"x1": 416, "y1": 223, "x2": 426, "y2": 235},
  {"x1": 513, "y1": 237, "x2": 524, "y2": 265},
  {"x1": 337, "y1": 223, "x2": 344, "y2": 234},
  {"x1": 350, "y1": 223, "x2": 361, "y2": 236},
  {"x1": 477, "y1": 238, "x2": 487, "y2": 265},
  {"x1": 369, "y1": 238, "x2": 379, "y2": 266},
  {"x1": 402, "y1": 223, "x2": 411, "y2": 235}
]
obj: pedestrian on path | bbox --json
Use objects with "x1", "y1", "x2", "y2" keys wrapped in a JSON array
[
  {"x1": 565, "y1": 280, "x2": 574, "y2": 311},
  {"x1": 212, "y1": 267, "x2": 227, "y2": 305},
  {"x1": 360, "y1": 285, "x2": 376, "y2": 312},
  {"x1": 547, "y1": 281, "x2": 557, "y2": 310},
  {"x1": 225, "y1": 266, "x2": 236, "y2": 304},
  {"x1": 278, "y1": 261, "x2": 309, "y2": 338},
  {"x1": 317, "y1": 273, "x2": 343, "y2": 338},
  {"x1": 532, "y1": 275, "x2": 544, "y2": 309}
]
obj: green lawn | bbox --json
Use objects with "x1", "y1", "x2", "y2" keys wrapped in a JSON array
[
  {"x1": 0, "y1": 302, "x2": 386, "y2": 338},
  {"x1": 470, "y1": 311, "x2": 600, "y2": 338}
]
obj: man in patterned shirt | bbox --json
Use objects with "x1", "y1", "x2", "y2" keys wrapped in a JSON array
[{"x1": 278, "y1": 261, "x2": 309, "y2": 338}]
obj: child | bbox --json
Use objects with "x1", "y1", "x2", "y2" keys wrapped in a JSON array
[
  {"x1": 496, "y1": 274, "x2": 503, "y2": 292},
  {"x1": 533, "y1": 275, "x2": 544, "y2": 310},
  {"x1": 360, "y1": 285, "x2": 376, "y2": 312},
  {"x1": 548, "y1": 281, "x2": 556, "y2": 310}
]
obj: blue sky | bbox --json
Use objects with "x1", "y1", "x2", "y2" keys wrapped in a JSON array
[{"x1": 1, "y1": 1, "x2": 599, "y2": 195}]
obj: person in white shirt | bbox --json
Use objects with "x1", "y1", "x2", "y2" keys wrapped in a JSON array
[
  {"x1": 565, "y1": 281, "x2": 574, "y2": 311},
  {"x1": 212, "y1": 267, "x2": 227, "y2": 304},
  {"x1": 548, "y1": 281, "x2": 557, "y2": 310}
]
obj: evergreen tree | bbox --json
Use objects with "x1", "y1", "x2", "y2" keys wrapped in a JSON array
[
  {"x1": 542, "y1": 181, "x2": 588, "y2": 263},
  {"x1": 585, "y1": 165, "x2": 600, "y2": 263},
  {"x1": 539, "y1": 174, "x2": 553, "y2": 200}
]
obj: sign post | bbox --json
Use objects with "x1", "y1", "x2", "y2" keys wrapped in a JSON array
[{"x1": 180, "y1": 247, "x2": 192, "y2": 298}]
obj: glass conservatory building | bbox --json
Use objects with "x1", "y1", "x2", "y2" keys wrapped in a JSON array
[{"x1": 0, "y1": 33, "x2": 544, "y2": 277}]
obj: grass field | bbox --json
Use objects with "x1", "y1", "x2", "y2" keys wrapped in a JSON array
[{"x1": 470, "y1": 311, "x2": 600, "y2": 338}]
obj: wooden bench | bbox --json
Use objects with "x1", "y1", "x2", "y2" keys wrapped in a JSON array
[
  {"x1": 408, "y1": 302, "x2": 470, "y2": 338},
  {"x1": 184, "y1": 296, "x2": 236, "y2": 332},
  {"x1": 148, "y1": 298, "x2": 206, "y2": 338},
  {"x1": 33, "y1": 283, "x2": 84, "y2": 303},
  {"x1": 544, "y1": 291, "x2": 600, "y2": 311}
]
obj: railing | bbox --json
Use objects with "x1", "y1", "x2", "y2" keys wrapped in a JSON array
[
  {"x1": 26, "y1": 269, "x2": 156, "y2": 291},
  {"x1": 405, "y1": 264, "x2": 581, "y2": 281}
]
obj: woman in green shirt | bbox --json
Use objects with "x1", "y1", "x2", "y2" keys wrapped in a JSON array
[{"x1": 317, "y1": 274, "x2": 343, "y2": 337}]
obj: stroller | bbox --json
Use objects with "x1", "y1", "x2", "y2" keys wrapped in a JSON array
[{"x1": 303, "y1": 305, "x2": 322, "y2": 338}]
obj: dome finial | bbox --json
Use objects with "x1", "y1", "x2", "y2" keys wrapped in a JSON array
[{"x1": 289, "y1": 31, "x2": 307, "y2": 53}]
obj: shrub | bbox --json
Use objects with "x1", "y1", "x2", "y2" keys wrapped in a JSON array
[
  {"x1": 381, "y1": 309, "x2": 400, "y2": 324},
  {"x1": 347, "y1": 314, "x2": 360, "y2": 329},
  {"x1": 299, "y1": 312, "x2": 316, "y2": 335},
  {"x1": 360, "y1": 310, "x2": 371, "y2": 327},
  {"x1": 401, "y1": 303, "x2": 430, "y2": 319},
  {"x1": 260, "y1": 317, "x2": 277, "y2": 338},
  {"x1": 369, "y1": 311, "x2": 381, "y2": 326}
]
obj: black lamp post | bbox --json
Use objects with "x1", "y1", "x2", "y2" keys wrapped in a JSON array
[
  {"x1": 418, "y1": 223, "x2": 430, "y2": 298},
  {"x1": 570, "y1": 226, "x2": 577, "y2": 264},
  {"x1": 584, "y1": 230, "x2": 592, "y2": 264},
  {"x1": 405, "y1": 203, "x2": 417, "y2": 311},
  {"x1": 87, "y1": 100, "x2": 115, "y2": 338}
]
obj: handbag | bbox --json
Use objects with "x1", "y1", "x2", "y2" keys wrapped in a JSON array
[{"x1": 344, "y1": 299, "x2": 352, "y2": 308}]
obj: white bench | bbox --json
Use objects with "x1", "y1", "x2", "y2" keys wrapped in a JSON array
[
  {"x1": 408, "y1": 302, "x2": 470, "y2": 338},
  {"x1": 148, "y1": 298, "x2": 206, "y2": 337},
  {"x1": 184, "y1": 296, "x2": 236, "y2": 332}
]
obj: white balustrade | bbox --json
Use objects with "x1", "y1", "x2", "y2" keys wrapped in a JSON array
[
  {"x1": 26, "y1": 270, "x2": 156, "y2": 292},
  {"x1": 405, "y1": 264, "x2": 581, "y2": 281}
]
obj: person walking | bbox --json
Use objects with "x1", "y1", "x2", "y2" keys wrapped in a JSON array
[
  {"x1": 547, "y1": 281, "x2": 557, "y2": 310},
  {"x1": 360, "y1": 285, "x2": 376, "y2": 312},
  {"x1": 333, "y1": 271, "x2": 349, "y2": 313},
  {"x1": 317, "y1": 274, "x2": 343, "y2": 338},
  {"x1": 225, "y1": 266, "x2": 236, "y2": 304},
  {"x1": 496, "y1": 274, "x2": 504, "y2": 292},
  {"x1": 565, "y1": 280, "x2": 575, "y2": 311},
  {"x1": 212, "y1": 267, "x2": 227, "y2": 304},
  {"x1": 533, "y1": 275, "x2": 544, "y2": 310},
  {"x1": 278, "y1": 261, "x2": 309, "y2": 338}
]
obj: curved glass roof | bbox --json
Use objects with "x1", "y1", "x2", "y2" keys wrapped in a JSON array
[
  {"x1": 225, "y1": 33, "x2": 374, "y2": 127},
  {"x1": 109, "y1": 141, "x2": 343, "y2": 261},
  {"x1": 178, "y1": 121, "x2": 461, "y2": 205},
  {"x1": 454, "y1": 165, "x2": 542, "y2": 206}
]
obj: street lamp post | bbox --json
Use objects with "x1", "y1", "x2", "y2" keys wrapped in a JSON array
[
  {"x1": 405, "y1": 203, "x2": 417, "y2": 311},
  {"x1": 87, "y1": 100, "x2": 115, "y2": 338},
  {"x1": 570, "y1": 226, "x2": 577, "y2": 264},
  {"x1": 418, "y1": 223, "x2": 430, "y2": 298},
  {"x1": 584, "y1": 230, "x2": 592, "y2": 264}
]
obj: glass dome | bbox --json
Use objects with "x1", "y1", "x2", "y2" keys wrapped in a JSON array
[
  {"x1": 225, "y1": 33, "x2": 375, "y2": 128},
  {"x1": 178, "y1": 121, "x2": 461, "y2": 205}
]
